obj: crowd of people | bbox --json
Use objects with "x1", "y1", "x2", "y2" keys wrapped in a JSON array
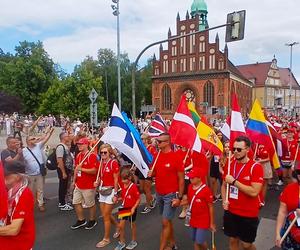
[{"x1": 1, "y1": 112, "x2": 300, "y2": 250}]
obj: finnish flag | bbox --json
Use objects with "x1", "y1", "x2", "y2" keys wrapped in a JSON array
[{"x1": 100, "y1": 104, "x2": 151, "y2": 178}]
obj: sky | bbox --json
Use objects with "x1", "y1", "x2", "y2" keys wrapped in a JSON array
[{"x1": 0, "y1": 0, "x2": 299, "y2": 80}]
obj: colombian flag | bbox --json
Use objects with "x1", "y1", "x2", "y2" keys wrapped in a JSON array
[
  {"x1": 246, "y1": 99, "x2": 280, "y2": 169},
  {"x1": 188, "y1": 102, "x2": 223, "y2": 155}
]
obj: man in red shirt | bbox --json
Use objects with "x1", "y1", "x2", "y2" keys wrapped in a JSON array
[
  {"x1": 0, "y1": 161, "x2": 35, "y2": 250},
  {"x1": 221, "y1": 136, "x2": 264, "y2": 250},
  {"x1": 148, "y1": 133, "x2": 184, "y2": 250},
  {"x1": 71, "y1": 138, "x2": 98, "y2": 230}
]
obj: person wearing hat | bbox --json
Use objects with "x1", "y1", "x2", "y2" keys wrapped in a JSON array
[
  {"x1": 71, "y1": 137, "x2": 98, "y2": 230},
  {"x1": 0, "y1": 161, "x2": 35, "y2": 250},
  {"x1": 180, "y1": 167, "x2": 216, "y2": 250}
]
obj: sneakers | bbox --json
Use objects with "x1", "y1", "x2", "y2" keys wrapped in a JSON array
[
  {"x1": 60, "y1": 204, "x2": 73, "y2": 211},
  {"x1": 71, "y1": 220, "x2": 87, "y2": 230},
  {"x1": 114, "y1": 241, "x2": 126, "y2": 250},
  {"x1": 140, "y1": 207, "x2": 151, "y2": 214},
  {"x1": 178, "y1": 209, "x2": 187, "y2": 219},
  {"x1": 212, "y1": 197, "x2": 218, "y2": 203},
  {"x1": 126, "y1": 241, "x2": 138, "y2": 250},
  {"x1": 150, "y1": 197, "x2": 157, "y2": 209},
  {"x1": 277, "y1": 180, "x2": 284, "y2": 186},
  {"x1": 85, "y1": 220, "x2": 97, "y2": 230}
]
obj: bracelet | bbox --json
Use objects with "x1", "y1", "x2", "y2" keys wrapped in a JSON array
[{"x1": 232, "y1": 179, "x2": 237, "y2": 186}]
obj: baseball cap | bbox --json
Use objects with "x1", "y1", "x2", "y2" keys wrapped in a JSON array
[
  {"x1": 187, "y1": 168, "x2": 202, "y2": 179},
  {"x1": 4, "y1": 161, "x2": 26, "y2": 176},
  {"x1": 77, "y1": 138, "x2": 89, "y2": 145}
]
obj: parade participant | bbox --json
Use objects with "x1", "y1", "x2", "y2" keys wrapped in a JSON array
[
  {"x1": 95, "y1": 143, "x2": 120, "y2": 248},
  {"x1": 23, "y1": 128, "x2": 54, "y2": 212},
  {"x1": 256, "y1": 144, "x2": 272, "y2": 206},
  {"x1": 221, "y1": 136, "x2": 264, "y2": 250},
  {"x1": 1, "y1": 136, "x2": 23, "y2": 168},
  {"x1": 181, "y1": 167, "x2": 216, "y2": 250},
  {"x1": 56, "y1": 132, "x2": 74, "y2": 211},
  {"x1": 139, "y1": 133, "x2": 157, "y2": 214},
  {"x1": 275, "y1": 167, "x2": 300, "y2": 249},
  {"x1": 219, "y1": 141, "x2": 231, "y2": 176},
  {"x1": 0, "y1": 161, "x2": 35, "y2": 250},
  {"x1": 148, "y1": 133, "x2": 184, "y2": 250},
  {"x1": 114, "y1": 167, "x2": 140, "y2": 250},
  {"x1": 71, "y1": 137, "x2": 98, "y2": 230}
]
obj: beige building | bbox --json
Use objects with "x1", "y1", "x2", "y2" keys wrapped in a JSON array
[{"x1": 237, "y1": 57, "x2": 300, "y2": 114}]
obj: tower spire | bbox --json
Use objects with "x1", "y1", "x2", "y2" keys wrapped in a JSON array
[{"x1": 191, "y1": 0, "x2": 208, "y2": 31}]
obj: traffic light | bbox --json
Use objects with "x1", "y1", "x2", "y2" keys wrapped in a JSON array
[{"x1": 225, "y1": 10, "x2": 246, "y2": 43}]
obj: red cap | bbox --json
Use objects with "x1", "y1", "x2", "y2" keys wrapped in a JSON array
[
  {"x1": 77, "y1": 138, "x2": 89, "y2": 145},
  {"x1": 187, "y1": 168, "x2": 202, "y2": 179}
]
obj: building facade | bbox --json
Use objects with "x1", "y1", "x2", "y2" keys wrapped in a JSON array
[
  {"x1": 237, "y1": 57, "x2": 300, "y2": 115},
  {"x1": 152, "y1": 0, "x2": 253, "y2": 119}
]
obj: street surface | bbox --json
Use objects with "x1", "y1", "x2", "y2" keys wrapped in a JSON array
[{"x1": 0, "y1": 129, "x2": 282, "y2": 250}]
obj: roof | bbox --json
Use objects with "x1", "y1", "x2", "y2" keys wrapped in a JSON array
[
  {"x1": 278, "y1": 67, "x2": 299, "y2": 88},
  {"x1": 227, "y1": 60, "x2": 252, "y2": 84},
  {"x1": 236, "y1": 62, "x2": 272, "y2": 86}
]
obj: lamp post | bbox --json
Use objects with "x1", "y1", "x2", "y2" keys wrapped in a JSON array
[
  {"x1": 285, "y1": 42, "x2": 299, "y2": 116},
  {"x1": 111, "y1": 0, "x2": 121, "y2": 110}
]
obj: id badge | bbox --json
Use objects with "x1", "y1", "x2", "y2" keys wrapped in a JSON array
[
  {"x1": 229, "y1": 185, "x2": 239, "y2": 199},
  {"x1": 214, "y1": 156, "x2": 219, "y2": 163},
  {"x1": 77, "y1": 170, "x2": 81, "y2": 177}
]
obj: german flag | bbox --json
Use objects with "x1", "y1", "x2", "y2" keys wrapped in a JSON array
[{"x1": 118, "y1": 208, "x2": 132, "y2": 219}]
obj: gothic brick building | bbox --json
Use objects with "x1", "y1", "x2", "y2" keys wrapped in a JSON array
[{"x1": 152, "y1": 0, "x2": 252, "y2": 119}]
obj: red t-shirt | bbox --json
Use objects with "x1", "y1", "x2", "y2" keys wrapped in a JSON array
[
  {"x1": 153, "y1": 151, "x2": 184, "y2": 195},
  {"x1": 223, "y1": 159, "x2": 264, "y2": 217},
  {"x1": 101, "y1": 159, "x2": 119, "y2": 187},
  {"x1": 188, "y1": 184, "x2": 213, "y2": 229},
  {"x1": 279, "y1": 182, "x2": 300, "y2": 213},
  {"x1": 0, "y1": 187, "x2": 35, "y2": 250},
  {"x1": 282, "y1": 139, "x2": 297, "y2": 161},
  {"x1": 191, "y1": 151, "x2": 209, "y2": 183},
  {"x1": 75, "y1": 152, "x2": 98, "y2": 189},
  {"x1": 257, "y1": 147, "x2": 269, "y2": 160},
  {"x1": 121, "y1": 183, "x2": 140, "y2": 208}
]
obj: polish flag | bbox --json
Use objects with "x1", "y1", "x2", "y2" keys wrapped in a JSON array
[
  {"x1": 220, "y1": 116, "x2": 231, "y2": 140},
  {"x1": 230, "y1": 94, "x2": 246, "y2": 147},
  {"x1": 169, "y1": 95, "x2": 202, "y2": 152}
]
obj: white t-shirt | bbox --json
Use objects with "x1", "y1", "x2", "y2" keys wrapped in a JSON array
[{"x1": 23, "y1": 142, "x2": 45, "y2": 175}]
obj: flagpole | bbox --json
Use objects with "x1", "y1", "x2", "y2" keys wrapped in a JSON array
[
  {"x1": 150, "y1": 150, "x2": 161, "y2": 172},
  {"x1": 225, "y1": 151, "x2": 232, "y2": 203},
  {"x1": 292, "y1": 143, "x2": 299, "y2": 170},
  {"x1": 253, "y1": 143, "x2": 259, "y2": 160},
  {"x1": 265, "y1": 119, "x2": 281, "y2": 170},
  {"x1": 95, "y1": 158, "x2": 103, "y2": 185},
  {"x1": 280, "y1": 214, "x2": 298, "y2": 245}
]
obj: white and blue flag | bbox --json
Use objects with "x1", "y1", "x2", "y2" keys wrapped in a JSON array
[{"x1": 100, "y1": 104, "x2": 151, "y2": 178}]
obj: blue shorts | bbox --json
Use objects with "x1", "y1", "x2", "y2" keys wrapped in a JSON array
[
  {"x1": 190, "y1": 227, "x2": 209, "y2": 244},
  {"x1": 156, "y1": 192, "x2": 177, "y2": 220}
]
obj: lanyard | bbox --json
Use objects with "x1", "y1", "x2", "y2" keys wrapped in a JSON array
[
  {"x1": 233, "y1": 162, "x2": 247, "y2": 180},
  {"x1": 189, "y1": 184, "x2": 206, "y2": 211},
  {"x1": 122, "y1": 183, "x2": 134, "y2": 207}
]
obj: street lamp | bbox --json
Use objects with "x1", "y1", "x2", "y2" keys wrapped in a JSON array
[
  {"x1": 285, "y1": 42, "x2": 299, "y2": 116},
  {"x1": 111, "y1": 0, "x2": 121, "y2": 110}
]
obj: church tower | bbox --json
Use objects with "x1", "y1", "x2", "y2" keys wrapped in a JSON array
[{"x1": 191, "y1": 0, "x2": 208, "y2": 31}]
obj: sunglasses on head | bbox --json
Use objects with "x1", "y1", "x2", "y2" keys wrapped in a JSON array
[
  {"x1": 100, "y1": 151, "x2": 108, "y2": 155},
  {"x1": 233, "y1": 147, "x2": 246, "y2": 152}
]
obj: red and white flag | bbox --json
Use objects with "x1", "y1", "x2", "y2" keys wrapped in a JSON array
[
  {"x1": 230, "y1": 94, "x2": 246, "y2": 146},
  {"x1": 169, "y1": 95, "x2": 201, "y2": 152}
]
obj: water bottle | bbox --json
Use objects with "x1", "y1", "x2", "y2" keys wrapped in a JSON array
[{"x1": 184, "y1": 209, "x2": 191, "y2": 227}]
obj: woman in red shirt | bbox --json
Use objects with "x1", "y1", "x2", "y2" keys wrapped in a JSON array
[
  {"x1": 95, "y1": 144, "x2": 120, "y2": 248},
  {"x1": 276, "y1": 167, "x2": 300, "y2": 249},
  {"x1": 114, "y1": 167, "x2": 140, "y2": 250}
]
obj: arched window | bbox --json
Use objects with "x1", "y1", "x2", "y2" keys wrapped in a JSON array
[
  {"x1": 162, "y1": 84, "x2": 172, "y2": 110},
  {"x1": 204, "y1": 81, "x2": 214, "y2": 107}
]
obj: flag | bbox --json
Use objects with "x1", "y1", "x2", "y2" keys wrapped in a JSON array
[
  {"x1": 230, "y1": 94, "x2": 246, "y2": 147},
  {"x1": 188, "y1": 102, "x2": 223, "y2": 155},
  {"x1": 220, "y1": 116, "x2": 231, "y2": 140},
  {"x1": 0, "y1": 162, "x2": 8, "y2": 225},
  {"x1": 147, "y1": 114, "x2": 168, "y2": 137},
  {"x1": 246, "y1": 99, "x2": 280, "y2": 169},
  {"x1": 100, "y1": 104, "x2": 150, "y2": 178},
  {"x1": 118, "y1": 208, "x2": 132, "y2": 219},
  {"x1": 169, "y1": 95, "x2": 201, "y2": 152}
]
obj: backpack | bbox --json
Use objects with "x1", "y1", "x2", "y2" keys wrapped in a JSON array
[{"x1": 46, "y1": 144, "x2": 66, "y2": 170}]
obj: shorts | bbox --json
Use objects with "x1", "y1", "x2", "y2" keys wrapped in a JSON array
[
  {"x1": 156, "y1": 192, "x2": 177, "y2": 220},
  {"x1": 262, "y1": 161, "x2": 273, "y2": 179},
  {"x1": 210, "y1": 164, "x2": 220, "y2": 179},
  {"x1": 72, "y1": 187, "x2": 96, "y2": 208},
  {"x1": 184, "y1": 179, "x2": 190, "y2": 195},
  {"x1": 98, "y1": 188, "x2": 115, "y2": 205},
  {"x1": 120, "y1": 209, "x2": 137, "y2": 222},
  {"x1": 281, "y1": 161, "x2": 292, "y2": 169},
  {"x1": 223, "y1": 211, "x2": 259, "y2": 243},
  {"x1": 136, "y1": 168, "x2": 152, "y2": 181},
  {"x1": 190, "y1": 227, "x2": 209, "y2": 244}
]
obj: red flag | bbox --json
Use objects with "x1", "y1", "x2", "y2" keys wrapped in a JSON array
[
  {"x1": 169, "y1": 95, "x2": 202, "y2": 152},
  {"x1": 0, "y1": 162, "x2": 8, "y2": 224},
  {"x1": 230, "y1": 94, "x2": 246, "y2": 147}
]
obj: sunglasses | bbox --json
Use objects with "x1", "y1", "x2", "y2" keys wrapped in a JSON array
[
  {"x1": 233, "y1": 147, "x2": 246, "y2": 152},
  {"x1": 29, "y1": 137, "x2": 37, "y2": 141},
  {"x1": 100, "y1": 151, "x2": 108, "y2": 155},
  {"x1": 157, "y1": 139, "x2": 167, "y2": 144}
]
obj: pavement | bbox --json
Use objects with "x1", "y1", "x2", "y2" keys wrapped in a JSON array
[{"x1": 0, "y1": 129, "x2": 283, "y2": 250}]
